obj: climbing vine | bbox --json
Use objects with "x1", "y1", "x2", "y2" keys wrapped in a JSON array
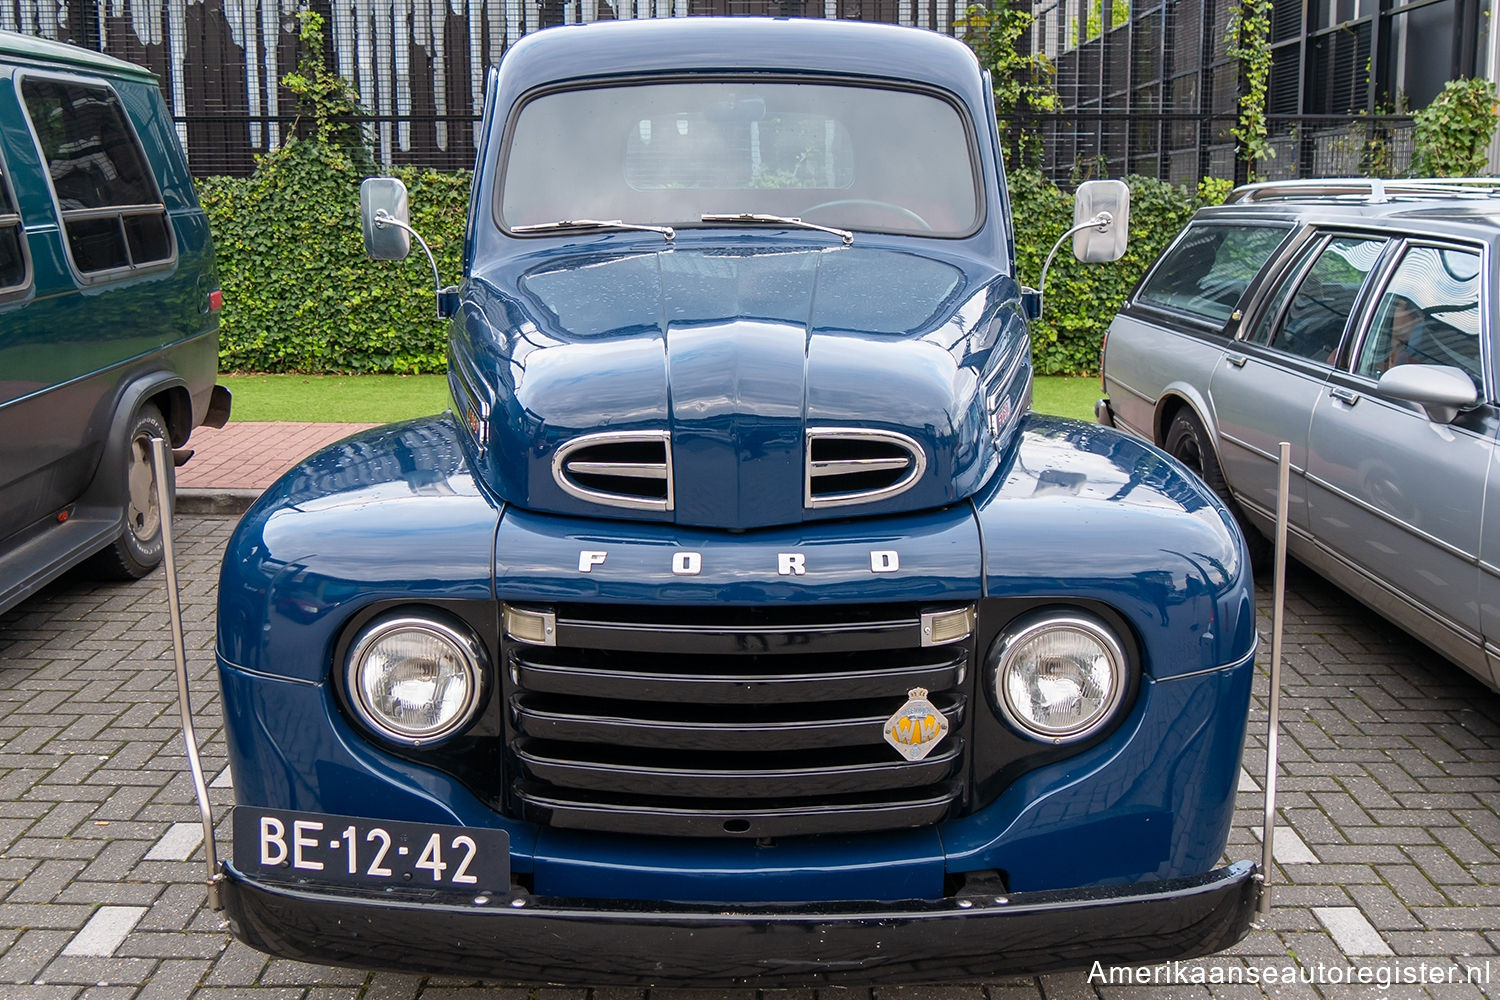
[
  {"x1": 282, "y1": 10, "x2": 371, "y2": 157},
  {"x1": 957, "y1": 1, "x2": 1059, "y2": 170},
  {"x1": 1226, "y1": 0, "x2": 1274, "y2": 176}
]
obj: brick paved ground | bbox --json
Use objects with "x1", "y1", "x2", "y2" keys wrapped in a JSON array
[
  {"x1": 176, "y1": 424, "x2": 379, "y2": 492},
  {"x1": 0, "y1": 514, "x2": 1496, "y2": 999}
]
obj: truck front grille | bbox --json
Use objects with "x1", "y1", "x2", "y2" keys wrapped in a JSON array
[{"x1": 505, "y1": 603, "x2": 971, "y2": 838}]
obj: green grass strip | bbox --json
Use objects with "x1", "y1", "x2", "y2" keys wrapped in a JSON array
[{"x1": 220, "y1": 374, "x2": 1100, "y2": 424}]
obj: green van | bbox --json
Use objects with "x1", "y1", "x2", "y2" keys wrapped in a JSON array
[{"x1": 0, "y1": 31, "x2": 227, "y2": 613}]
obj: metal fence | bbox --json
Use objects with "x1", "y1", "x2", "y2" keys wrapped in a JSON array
[
  {"x1": 3, "y1": 0, "x2": 971, "y2": 176},
  {"x1": 2, "y1": 0, "x2": 1425, "y2": 181},
  {"x1": 1014, "y1": 111, "x2": 1417, "y2": 185}
]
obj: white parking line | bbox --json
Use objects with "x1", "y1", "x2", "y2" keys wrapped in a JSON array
[
  {"x1": 1314, "y1": 906, "x2": 1393, "y2": 956},
  {"x1": 211, "y1": 767, "x2": 233, "y2": 789},
  {"x1": 62, "y1": 906, "x2": 147, "y2": 957},
  {"x1": 1238, "y1": 767, "x2": 1258, "y2": 792},
  {"x1": 144, "y1": 822, "x2": 203, "y2": 862},
  {"x1": 1253, "y1": 824, "x2": 1320, "y2": 864}
]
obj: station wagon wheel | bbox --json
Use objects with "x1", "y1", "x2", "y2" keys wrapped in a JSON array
[
  {"x1": 86, "y1": 403, "x2": 174, "y2": 581},
  {"x1": 1164, "y1": 410, "x2": 1270, "y2": 567}
]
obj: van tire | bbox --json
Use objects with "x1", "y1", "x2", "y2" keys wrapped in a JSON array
[
  {"x1": 1164, "y1": 410, "x2": 1270, "y2": 567},
  {"x1": 86, "y1": 403, "x2": 173, "y2": 581}
]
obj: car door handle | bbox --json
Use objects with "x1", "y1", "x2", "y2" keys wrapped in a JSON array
[
  {"x1": 1330, "y1": 388, "x2": 1361, "y2": 406},
  {"x1": 1225, "y1": 353, "x2": 1248, "y2": 368}
]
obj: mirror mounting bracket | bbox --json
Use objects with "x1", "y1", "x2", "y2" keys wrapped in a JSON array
[{"x1": 374, "y1": 209, "x2": 453, "y2": 320}]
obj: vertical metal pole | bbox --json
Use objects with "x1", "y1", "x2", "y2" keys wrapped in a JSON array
[
  {"x1": 1258, "y1": 440, "x2": 1290, "y2": 917},
  {"x1": 150, "y1": 437, "x2": 223, "y2": 910}
]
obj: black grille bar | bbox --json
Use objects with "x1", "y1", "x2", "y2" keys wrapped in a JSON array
[
  {"x1": 510, "y1": 651, "x2": 966, "y2": 704},
  {"x1": 511, "y1": 691, "x2": 965, "y2": 751},
  {"x1": 513, "y1": 782, "x2": 965, "y2": 839}
]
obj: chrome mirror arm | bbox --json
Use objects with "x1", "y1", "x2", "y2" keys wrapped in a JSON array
[
  {"x1": 374, "y1": 209, "x2": 446, "y2": 319},
  {"x1": 1028, "y1": 212, "x2": 1114, "y2": 320}
]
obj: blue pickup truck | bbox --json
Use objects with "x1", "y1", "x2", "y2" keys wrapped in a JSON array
[{"x1": 210, "y1": 17, "x2": 1261, "y2": 984}]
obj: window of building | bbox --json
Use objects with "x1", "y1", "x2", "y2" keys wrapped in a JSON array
[{"x1": 20, "y1": 76, "x2": 172, "y2": 277}]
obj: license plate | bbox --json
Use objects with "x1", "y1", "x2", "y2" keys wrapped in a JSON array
[{"x1": 233, "y1": 807, "x2": 510, "y2": 893}]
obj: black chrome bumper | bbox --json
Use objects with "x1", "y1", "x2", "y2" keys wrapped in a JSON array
[{"x1": 220, "y1": 859, "x2": 1261, "y2": 985}]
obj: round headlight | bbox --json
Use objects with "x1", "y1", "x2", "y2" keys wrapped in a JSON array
[
  {"x1": 345, "y1": 615, "x2": 485, "y2": 745},
  {"x1": 991, "y1": 613, "x2": 1127, "y2": 743}
]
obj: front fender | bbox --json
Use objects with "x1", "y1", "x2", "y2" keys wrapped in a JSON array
[
  {"x1": 974, "y1": 415, "x2": 1256, "y2": 679},
  {"x1": 216, "y1": 416, "x2": 501, "y2": 682}
]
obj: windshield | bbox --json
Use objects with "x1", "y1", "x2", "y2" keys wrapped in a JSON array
[{"x1": 499, "y1": 80, "x2": 981, "y2": 238}]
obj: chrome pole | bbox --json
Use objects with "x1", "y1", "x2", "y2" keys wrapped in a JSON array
[
  {"x1": 151, "y1": 437, "x2": 223, "y2": 910},
  {"x1": 1258, "y1": 440, "x2": 1291, "y2": 917}
]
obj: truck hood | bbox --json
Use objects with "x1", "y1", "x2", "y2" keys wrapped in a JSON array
[{"x1": 455, "y1": 242, "x2": 1030, "y2": 530}]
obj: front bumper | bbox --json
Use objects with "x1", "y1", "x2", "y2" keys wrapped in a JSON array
[{"x1": 219, "y1": 859, "x2": 1261, "y2": 985}]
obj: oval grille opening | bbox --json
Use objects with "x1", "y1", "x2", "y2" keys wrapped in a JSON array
[
  {"x1": 554, "y1": 432, "x2": 673, "y2": 511},
  {"x1": 806, "y1": 429, "x2": 925, "y2": 508}
]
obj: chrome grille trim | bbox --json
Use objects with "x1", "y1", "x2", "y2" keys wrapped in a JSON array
[
  {"x1": 805, "y1": 428, "x2": 926, "y2": 509},
  {"x1": 552, "y1": 430, "x2": 673, "y2": 511}
]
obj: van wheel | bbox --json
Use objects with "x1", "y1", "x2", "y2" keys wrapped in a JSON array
[
  {"x1": 1164, "y1": 410, "x2": 1270, "y2": 566},
  {"x1": 86, "y1": 404, "x2": 173, "y2": 581}
]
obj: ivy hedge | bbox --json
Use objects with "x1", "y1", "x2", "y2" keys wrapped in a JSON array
[
  {"x1": 200, "y1": 143, "x2": 1216, "y2": 375},
  {"x1": 1011, "y1": 169, "x2": 1224, "y2": 374},
  {"x1": 200, "y1": 139, "x2": 469, "y2": 374}
]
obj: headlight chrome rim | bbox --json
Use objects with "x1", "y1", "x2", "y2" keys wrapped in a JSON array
[
  {"x1": 345, "y1": 614, "x2": 485, "y2": 746},
  {"x1": 991, "y1": 612, "x2": 1128, "y2": 744}
]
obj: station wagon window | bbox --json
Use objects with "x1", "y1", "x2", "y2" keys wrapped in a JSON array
[
  {"x1": 0, "y1": 158, "x2": 26, "y2": 295},
  {"x1": 500, "y1": 80, "x2": 980, "y2": 238},
  {"x1": 20, "y1": 77, "x2": 172, "y2": 276},
  {"x1": 1135, "y1": 224, "x2": 1287, "y2": 323},
  {"x1": 1247, "y1": 235, "x2": 1386, "y2": 362},
  {"x1": 1354, "y1": 246, "x2": 1483, "y2": 387}
]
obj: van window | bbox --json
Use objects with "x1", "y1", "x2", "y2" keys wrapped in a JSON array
[
  {"x1": 20, "y1": 77, "x2": 172, "y2": 276},
  {"x1": 0, "y1": 158, "x2": 25, "y2": 294},
  {"x1": 1136, "y1": 224, "x2": 1289, "y2": 324}
]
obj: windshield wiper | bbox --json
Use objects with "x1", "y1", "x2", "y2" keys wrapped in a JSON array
[
  {"x1": 512, "y1": 219, "x2": 674, "y2": 241},
  {"x1": 700, "y1": 213, "x2": 853, "y2": 246}
]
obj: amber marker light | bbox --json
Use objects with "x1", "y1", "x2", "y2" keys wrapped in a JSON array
[
  {"x1": 921, "y1": 606, "x2": 975, "y2": 647},
  {"x1": 503, "y1": 604, "x2": 556, "y2": 647}
]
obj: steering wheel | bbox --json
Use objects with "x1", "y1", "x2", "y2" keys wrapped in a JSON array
[{"x1": 800, "y1": 199, "x2": 933, "y2": 232}]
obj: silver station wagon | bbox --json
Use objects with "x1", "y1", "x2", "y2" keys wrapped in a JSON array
[{"x1": 1097, "y1": 179, "x2": 1499, "y2": 690}]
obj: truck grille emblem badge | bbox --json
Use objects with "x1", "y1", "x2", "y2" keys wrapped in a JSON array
[{"x1": 883, "y1": 687, "x2": 948, "y2": 761}]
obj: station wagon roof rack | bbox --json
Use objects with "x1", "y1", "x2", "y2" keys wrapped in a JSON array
[{"x1": 1226, "y1": 178, "x2": 1500, "y2": 205}]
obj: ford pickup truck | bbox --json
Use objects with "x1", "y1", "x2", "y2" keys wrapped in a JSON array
[{"x1": 210, "y1": 16, "x2": 1261, "y2": 984}]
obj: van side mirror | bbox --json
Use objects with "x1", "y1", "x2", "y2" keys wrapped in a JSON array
[
  {"x1": 1072, "y1": 180, "x2": 1130, "y2": 263},
  {"x1": 360, "y1": 178, "x2": 412, "y2": 261}
]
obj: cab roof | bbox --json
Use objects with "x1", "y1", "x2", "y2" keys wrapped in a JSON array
[
  {"x1": 494, "y1": 17, "x2": 987, "y2": 108},
  {"x1": 0, "y1": 29, "x2": 156, "y2": 82}
]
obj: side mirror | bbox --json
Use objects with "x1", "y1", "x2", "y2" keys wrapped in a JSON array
[
  {"x1": 1072, "y1": 179, "x2": 1130, "y2": 263},
  {"x1": 1379, "y1": 364, "x2": 1479, "y2": 424},
  {"x1": 360, "y1": 177, "x2": 411, "y2": 261}
]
